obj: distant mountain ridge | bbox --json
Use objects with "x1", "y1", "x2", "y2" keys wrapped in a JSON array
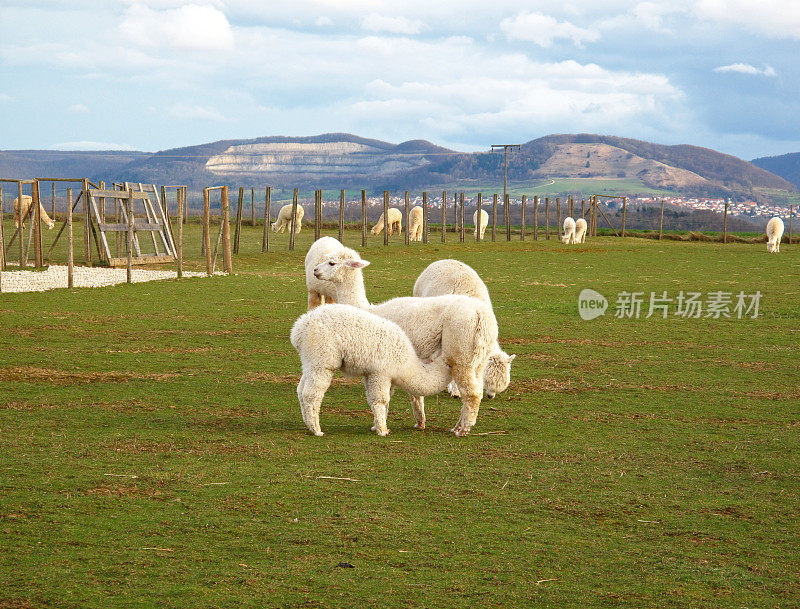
[
  {"x1": 751, "y1": 152, "x2": 800, "y2": 190},
  {"x1": 1, "y1": 133, "x2": 795, "y2": 201}
]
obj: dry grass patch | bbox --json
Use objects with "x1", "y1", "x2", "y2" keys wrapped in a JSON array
[{"x1": 0, "y1": 366, "x2": 179, "y2": 384}]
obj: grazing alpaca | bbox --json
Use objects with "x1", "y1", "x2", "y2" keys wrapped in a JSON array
[{"x1": 14, "y1": 196, "x2": 55, "y2": 230}]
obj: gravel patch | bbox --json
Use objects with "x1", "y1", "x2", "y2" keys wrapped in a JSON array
[{"x1": 1, "y1": 265, "x2": 209, "y2": 293}]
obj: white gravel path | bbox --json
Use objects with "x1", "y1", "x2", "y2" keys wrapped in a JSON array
[{"x1": 0, "y1": 265, "x2": 209, "y2": 293}]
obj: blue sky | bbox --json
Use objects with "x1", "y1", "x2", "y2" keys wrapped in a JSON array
[{"x1": 1, "y1": 0, "x2": 798, "y2": 160}]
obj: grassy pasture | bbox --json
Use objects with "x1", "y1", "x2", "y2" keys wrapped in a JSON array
[{"x1": 1, "y1": 225, "x2": 799, "y2": 608}]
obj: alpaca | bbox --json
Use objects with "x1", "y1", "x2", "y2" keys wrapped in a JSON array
[
  {"x1": 413, "y1": 259, "x2": 515, "y2": 399},
  {"x1": 574, "y1": 218, "x2": 587, "y2": 243},
  {"x1": 304, "y1": 236, "x2": 361, "y2": 309},
  {"x1": 408, "y1": 206, "x2": 424, "y2": 241},
  {"x1": 14, "y1": 196, "x2": 56, "y2": 230},
  {"x1": 272, "y1": 204, "x2": 304, "y2": 233},
  {"x1": 371, "y1": 208, "x2": 402, "y2": 236},
  {"x1": 290, "y1": 304, "x2": 452, "y2": 436},
  {"x1": 766, "y1": 217, "x2": 784, "y2": 253},
  {"x1": 473, "y1": 209, "x2": 489, "y2": 240},
  {"x1": 562, "y1": 217, "x2": 576, "y2": 244},
  {"x1": 313, "y1": 252, "x2": 497, "y2": 435}
]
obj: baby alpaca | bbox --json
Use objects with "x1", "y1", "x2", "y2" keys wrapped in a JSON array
[
  {"x1": 408, "y1": 206, "x2": 424, "y2": 241},
  {"x1": 574, "y1": 218, "x2": 587, "y2": 243},
  {"x1": 14, "y1": 195, "x2": 56, "y2": 230},
  {"x1": 305, "y1": 236, "x2": 362, "y2": 309},
  {"x1": 371, "y1": 208, "x2": 402, "y2": 236},
  {"x1": 272, "y1": 204, "x2": 304, "y2": 233},
  {"x1": 562, "y1": 217, "x2": 576, "y2": 244},
  {"x1": 766, "y1": 217, "x2": 784, "y2": 253},
  {"x1": 473, "y1": 209, "x2": 489, "y2": 240},
  {"x1": 290, "y1": 304, "x2": 452, "y2": 436}
]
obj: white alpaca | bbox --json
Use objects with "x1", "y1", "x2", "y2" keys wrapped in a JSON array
[
  {"x1": 574, "y1": 218, "x2": 587, "y2": 243},
  {"x1": 271, "y1": 204, "x2": 304, "y2": 233},
  {"x1": 766, "y1": 217, "x2": 784, "y2": 253},
  {"x1": 290, "y1": 304, "x2": 452, "y2": 437},
  {"x1": 313, "y1": 253, "x2": 498, "y2": 436},
  {"x1": 413, "y1": 259, "x2": 515, "y2": 399},
  {"x1": 473, "y1": 209, "x2": 489, "y2": 240},
  {"x1": 562, "y1": 217, "x2": 576, "y2": 244},
  {"x1": 305, "y1": 236, "x2": 362, "y2": 309},
  {"x1": 408, "y1": 206, "x2": 424, "y2": 242},
  {"x1": 371, "y1": 208, "x2": 402, "y2": 236},
  {"x1": 14, "y1": 196, "x2": 56, "y2": 230}
]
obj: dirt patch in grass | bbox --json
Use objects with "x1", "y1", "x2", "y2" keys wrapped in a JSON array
[
  {"x1": 0, "y1": 600, "x2": 37, "y2": 609},
  {"x1": 504, "y1": 335, "x2": 627, "y2": 348},
  {"x1": 0, "y1": 366, "x2": 179, "y2": 384}
]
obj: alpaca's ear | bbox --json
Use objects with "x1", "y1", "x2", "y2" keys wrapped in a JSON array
[
  {"x1": 507, "y1": 354, "x2": 516, "y2": 362},
  {"x1": 346, "y1": 259, "x2": 370, "y2": 269}
]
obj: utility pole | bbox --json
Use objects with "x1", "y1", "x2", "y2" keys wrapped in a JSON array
[{"x1": 491, "y1": 144, "x2": 521, "y2": 202}]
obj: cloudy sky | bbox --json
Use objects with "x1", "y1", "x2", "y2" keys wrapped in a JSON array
[{"x1": 1, "y1": 0, "x2": 799, "y2": 159}]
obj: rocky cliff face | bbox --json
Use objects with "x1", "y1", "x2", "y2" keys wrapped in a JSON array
[
  {"x1": 532, "y1": 143, "x2": 711, "y2": 190},
  {"x1": 206, "y1": 141, "x2": 430, "y2": 177}
]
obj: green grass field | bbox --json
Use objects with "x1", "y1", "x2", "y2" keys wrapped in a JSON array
[{"x1": 1, "y1": 225, "x2": 799, "y2": 608}]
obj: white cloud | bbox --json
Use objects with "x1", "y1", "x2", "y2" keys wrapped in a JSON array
[
  {"x1": 168, "y1": 103, "x2": 226, "y2": 121},
  {"x1": 315, "y1": 16, "x2": 334, "y2": 26},
  {"x1": 68, "y1": 104, "x2": 90, "y2": 113},
  {"x1": 48, "y1": 141, "x2": 139, "y2": 151},
  {"x1": 362, "y1": 13, "x2": 423, "y2": 35},
  {"x1": 632, "y1": 2, "x2": 681, "y2": 32},
  {"x1": 694, "y1": 0, "x2": 800, "y2": 39},
  {"x1": 119, "y1": 3, "x2": 235, "y2": 51},
  {"x1": 501, "y1": 12, "x2": 600, "y2": 47},
  {"x1": 0, "y1": 93, "x2": 12, "y2": 102},
  {"x1": 713, "y1": 63, "x2": 777, "y2": 77}
]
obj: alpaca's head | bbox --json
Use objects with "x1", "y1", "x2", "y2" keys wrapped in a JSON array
[
  {"x1": 767, "y1": 240, "x2": 777, "y2": 253},
  {"x1": 313, "y1": 252, "x2": 370, "y2": 283},
  {"x1": 483, "y1": 351, "x2": 516, "y2": 398}
]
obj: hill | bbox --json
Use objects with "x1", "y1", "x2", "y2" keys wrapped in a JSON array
[
  {"x1": 1, "y1": 133, "x2": 795, "y2": 202},
  {"x1": 751, "y1": 152, "x2": 800, "y2": 190}
]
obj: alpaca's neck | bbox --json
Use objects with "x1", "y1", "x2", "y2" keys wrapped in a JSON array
[
  {"x1": 334, "y1": 269, "x2": 371, "y2": 309},
  {"x1": 396, "y1": 355, "x2": 451, "y2": 397}
]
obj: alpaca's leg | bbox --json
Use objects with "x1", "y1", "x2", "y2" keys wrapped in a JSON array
[
  {"x1": 409, "y1": 395, "x2": 425, "y2": 429},
  {"x1": 297, "y1": 369, "x2": 334, "y2": 436},
  {"x1": 450, "y1": 365, "x2": 483, "y2": 437},
  {"x1": 364, "y1": 375, "x2": 392, "y2": 436}
]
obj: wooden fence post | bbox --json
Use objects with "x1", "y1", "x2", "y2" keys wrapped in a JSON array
[
  {"x1": 126, "y1": 188, "x2": 134, "y2": 284},
  {"x1": 233, "y1": 187, "x2": 243, "y2": 254},
  {"x1": 422, "y1": 192, "x2": 428, "y2": 244},
  {"x1": 404, "y1": 191, "x2": 410, "y2": 245},
  {"x1": 569, "y1": 196, "x2": 574, "y2": 219},
  {"x1": 33, "y1": 180, "x2": 43, "y2": 267},
  {"x1": 222, "y1": 186, "x2": 232, "y2": 273},
  {"x1": 556, "y1": 197, "x2": 562, "y2": 240},
  {"x1": 67, "y1": 188, "x2": 73, "y2": 288},
  {"x1": 314, "y1": 190, "x2": 321, "y2": 241},
  {"x1": 383, "y1": 191, "x2": 390, "y2": 246},
  {"x1": 51, "y1": 182, "x2": 56, "y2": 220},
  {"x1": 453, "y1": 191, "x2": 458, "y2": 234},
  {"x1": 790, "y1": 205, "x2": 794, "y2": 246},
  {"x1": 545, "y1": 197, "x2": 550, "y2": 240},
  {"x1": 581, "y1": 199, "x2": 585, "y2": 219},
  {"x1": 289, "y1": 188, "x2": 298, "y2": 251},
  {"x1": 19, "y1": 181, "x2": 25, "y2": 268},
  {"x1": 723, "y1": 199, "x2": 728, "y2": 244},
  {"x1": 476, "y1": 193, "x2": 483, "y2": 242},
  {"x1": 339, "y1": 189, "x2": 345, "y2": 243},
  {"x1": 176, "y1": 187, "x2": 183, "y2": 278},
  {"x1": 621, "y1": 197, "x2": 627, "y2": 237},
  {"x1": 459, "y1": 193, "x2": 465, "y2": 242},
  {"x1": 491, "y1": 194, "x2": 497, "y2": 242},
  {"x1": 521, "y1": 195, "x2": 526, "y2": 241},
  {"x1": 659, "y1": 198, "x2": 665, "y2": 241},
  {"x1": 505, "y1": 194, "x2": 511, "y2": 241},
  {"x1": 251, "y1": 187, "x2": 255, "y2": 226},
  {"x1": 533, "y1": 196, "x2": 538, "y2": 241},
  {"x1": 441, "y1": 190, "x2": 447, "y2": 243},
  {"x1": 593, "y1": 196, "x2": 598, "y2": 237},
  {"x1": 0, "y1": 185, "x2": 4, "y2": 274},
  {"x1": 262, "y1": 186, "x2": 271, "y2": 253},
  {"x1": 361, "y1": 190, "x2": 367, "y2": 247},
  {"x1": 203, "y1": 188, "x2": 212, "y2": 275}
]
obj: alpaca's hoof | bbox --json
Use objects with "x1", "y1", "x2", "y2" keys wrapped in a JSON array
[
  {"x1": 376, "y1": 428, "x2": 390, "y2": 437},
  {"x1": 313, "y1": 431, "x2": 324, "y2": 437},
  {"x1": 413, "y1": 422, "x2": 425, "y2": 430},
  {"x1": 451, "y1": 424, "x2": 470, "y2": 437}
]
